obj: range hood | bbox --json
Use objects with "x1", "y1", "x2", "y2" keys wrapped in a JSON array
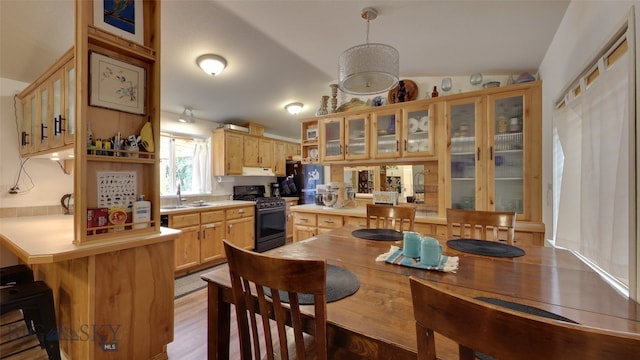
[{"x1": 242, "y1": 167, "x2": 275, "y2": 176}]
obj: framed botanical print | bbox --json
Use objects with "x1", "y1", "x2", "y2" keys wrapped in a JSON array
[
  {"x1": 89, "y1": 52, "x2": 146, "y2": 115},
  {"x1": 93, "y1": 0, "x2": 144, "y2": 45}
]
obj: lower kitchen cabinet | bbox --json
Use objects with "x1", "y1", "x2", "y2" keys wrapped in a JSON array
[
  {"x1": 166, "y1": 204, "x2": 255, "y2": 274},
  {"x1": 285, "y1": 198, "x2": 299, "y2": 242},
  {"x1": 226, "y1": 206, "x2": 255, "y2": 250},
  {"x1": 168, "y1": 213, "x2": 201, "y2": 271},
  {"x1": 200, "y1": 210, "x2": 225, "y2": 263},
  {"x1": 317, "y1": 214, "x2": 343, "y2": 234},
  {"x1": 293, "y1": 212, "x2": 317, "y2": 242}
]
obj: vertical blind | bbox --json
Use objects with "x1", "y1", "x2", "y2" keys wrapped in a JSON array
[{"x1": 552, "y1": 35, "x2": 631, "y2": 287}]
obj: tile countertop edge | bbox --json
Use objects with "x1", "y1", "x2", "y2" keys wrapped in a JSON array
[{"x1": 0, "y1": 215, "x2": 181, "y2": 264}]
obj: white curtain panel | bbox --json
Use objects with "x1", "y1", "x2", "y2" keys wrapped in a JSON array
[
  {"x1": 191, "y1": 138, "x2": 212, "y2": 194},
  {"x1": 553, "y1": 50, "x2": 630, "y2": 285}
]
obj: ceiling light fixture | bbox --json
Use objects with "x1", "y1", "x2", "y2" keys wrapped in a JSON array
[
  {"x1": 285, "y1": 102, "x2": 303, "y2": 115},
  {"x1": 196, "y1": 54, "x2": 227, "y2": 76},
  {"x1": 338, "y1": 7, "x2": 399, "y2": 95},
  {"x1": 178, "y1": 107, "x2": 195, "y2": 123}
]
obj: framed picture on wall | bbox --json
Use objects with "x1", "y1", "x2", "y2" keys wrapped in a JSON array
[
  {"x1": 89, "y1": 52, "x2": 146, "y2": 115},
  {"x1": 93, "y1": 0, "x2": 144, "y2": 45}
]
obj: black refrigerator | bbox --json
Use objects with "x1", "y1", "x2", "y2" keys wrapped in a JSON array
[{"x1": 277, "y1": 161, "x2": 323, "y2": 204}]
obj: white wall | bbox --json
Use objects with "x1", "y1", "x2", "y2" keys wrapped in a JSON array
[
  {"x1": 538, "y1": 1, "x2": 640, "y2": 298},
  {"x1": 0, "y1": 78, "x2": 73, "y2": 207},
  {"x1": 539, "y1": 1, "x2": 639, "y2": 239}
]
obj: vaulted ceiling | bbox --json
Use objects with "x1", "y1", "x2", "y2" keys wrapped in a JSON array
[{"x1": 1, "y1": 0, "x2": 570, "y2": 139}]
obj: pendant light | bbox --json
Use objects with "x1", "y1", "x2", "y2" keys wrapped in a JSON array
[{"x1": 338, "y1": 7, "x2": 399, "y2": 95}]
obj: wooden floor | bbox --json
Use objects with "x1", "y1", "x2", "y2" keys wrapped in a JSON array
[
  {"x1": 0, "y1": 310, "x2": 50, "y2": 360},
  {"x1": 167, "y1": 287, "x2": 211, "y2": 359}
]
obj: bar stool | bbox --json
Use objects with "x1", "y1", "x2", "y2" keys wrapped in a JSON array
[
  {"x1": 1, "y1": 265, "x2": 61, "y2": 360},
  {"x1": 0, "y1": 264, "x2": 34, "y2": 285}
]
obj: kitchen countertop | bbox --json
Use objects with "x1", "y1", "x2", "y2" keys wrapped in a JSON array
[
  {"x1": 290, "y1": 203, "x2": 446, "y2": 224},
  {"x1": 0, "y1": 215, "x2": 180, "y2": 264},
  {"x1": 159, "y1": 200, "x2": 256, "y2": 214},
  {"x1": 289, "y1": 204, "x2": 546, "y2": 233}
]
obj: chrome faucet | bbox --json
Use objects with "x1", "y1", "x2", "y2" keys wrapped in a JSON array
[{"x1": 176, "y1": 182, "x2": 183, "y2": 206}]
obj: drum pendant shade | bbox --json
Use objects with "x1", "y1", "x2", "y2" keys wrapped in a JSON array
[{"x1": 338, "y1": 8, "x2": 399, "y2": 95}]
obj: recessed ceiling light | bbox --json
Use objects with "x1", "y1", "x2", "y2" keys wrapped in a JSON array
[
  {"x1": 196, "y1": 54, "x2": 227, "y2": 76},
  {"x1": 285, "y1": 102, "x2": 303, "y2": 115}
]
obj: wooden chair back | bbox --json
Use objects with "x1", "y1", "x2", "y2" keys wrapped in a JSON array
[
  {"x1": 366, "y1": 204, "x2": 416, "y2": 232},
  {"x1": 223, "y1": 240, "x2": 328, "y2": 360},
  {"x1": 409, "y1": 277, "x2": 640, "y2": 360},
  {"x1": 446, "y1": 208, "x2": 516, "y2": 244}
]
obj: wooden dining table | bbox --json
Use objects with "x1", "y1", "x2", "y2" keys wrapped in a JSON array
[{"x1": 201, "y1": 225, "x2": 640, "y2": 359}]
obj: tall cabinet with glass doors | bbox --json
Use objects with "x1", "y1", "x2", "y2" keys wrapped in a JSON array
[{"x1": 446, "y1": 82, "x2": 541, "y2": 221}]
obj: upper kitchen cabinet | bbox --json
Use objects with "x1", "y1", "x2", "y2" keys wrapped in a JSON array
[
  {"x1": 18, "y1": 48, "x2": 75, "y2": 157},
  {"x1": 244, "y1": 136, "x2": 274, "y2": 168},
  {"x1": 318, "y1": 113, "x2": 372, "y2": 162},
  {"x1": 73, "y1": 0, "x2": 162, "y2": 242},
  {"x1": 213, "y1": 129, "x2": 244, "y2": 176},
  {"x1": 300, "y1": 119, "x2": 319, "y2": 164},
  {"x1": 445, "y1": 81, "x2": 541, "y2": 222},
  {"x1": 371, "y1": 107, "x2": 401, "y2": 159},
  {"x1": 318, "y1": 115, "x2": 344, "y2": 162},
  {"x1": 402, "y1": 102, "x2": 436, "y2": 158}
]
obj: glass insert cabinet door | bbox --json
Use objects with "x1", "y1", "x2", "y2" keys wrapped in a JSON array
[
  {"x1": 490, "y1": 93, "x2": 525, "y2": 214},
  {"x1": 403, "y1": 103, "x2": 435, "y2": 157},
  {"x1": 372, "y1": 108, "x2": 401, "y2": 158},
  {"x1": 449, "y1": 99, "x2": 480, "y2": 210},
  {"x1": 344, "y1": 113, "x2": 369, "y2": 160},
  {"x1": 319, "y1": 117, "x2": 344, "y2": 161}
]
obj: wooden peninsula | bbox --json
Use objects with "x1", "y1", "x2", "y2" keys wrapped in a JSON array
[{"x1": 0, "y1": 215, "x2": 179, "y2": 359}]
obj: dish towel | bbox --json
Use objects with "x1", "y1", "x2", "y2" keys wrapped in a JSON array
[{"x1": 376, "y1": 246, "x2": 459, "y2": 272}]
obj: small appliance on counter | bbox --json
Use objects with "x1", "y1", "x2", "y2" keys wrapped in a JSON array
[
  {"x1": 317, "y1": 182, "x2": 356, "y2": 209},
  {"x1": 270, "y1": 182, "x2": 281, "y2": 197},
  {"x1": 61, "y1": 193, "x2": 74, "y2": 215},
  {"x1": 373, "y1": 191, "x2": 399, "y2": 205}
]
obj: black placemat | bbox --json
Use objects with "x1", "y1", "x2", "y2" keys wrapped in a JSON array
[
  {"x1": 447, "y1": 238, "x2": 525, "y2": 257},
  {"x1": 474, "y1": 297, "x2": 578, "y2": 360},
  {"x1": 265, "y1": 264, "x2": 360, "y2": 304},
  {"x1": 352, "y1": 228, "x2": 403, "y2": 241}
]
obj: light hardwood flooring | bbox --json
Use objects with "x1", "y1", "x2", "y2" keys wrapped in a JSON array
[{"x1": 167, "y1": 287, "x2": 212, "y2": 359}]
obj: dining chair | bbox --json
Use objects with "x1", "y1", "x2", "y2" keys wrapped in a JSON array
[
  {"x1": 409, "y1": 276, "x2": 640, "y2": 360},
  {"x1": 223, "y1": 240, "x2": 328, "y2": 360},
  {"x1": 366, "y1": 204, "x2": 416, "y2": 232},
  {"x1": 446, "y1": 208, "x2": 516, "y2": 244}
]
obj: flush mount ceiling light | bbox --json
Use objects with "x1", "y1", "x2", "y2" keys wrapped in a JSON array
[
  {"x1": 178, "y1": 107, "x2": 195, "y2": 123},
  {"x1": 196, "y1": 54, "x2": 227, "y2": 76},
  {"x1": 338, "y1": 7, "x2": 399, "y2": 95},
  {"x1": 285, "y1": 102, "x2": 303, "y2": 115}
]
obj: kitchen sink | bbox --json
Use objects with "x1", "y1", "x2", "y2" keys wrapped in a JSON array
[{"x1": 160, "y1": 205, "x2": 190, "y2": 210}]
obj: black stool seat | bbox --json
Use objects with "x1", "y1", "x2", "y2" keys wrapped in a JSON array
[
  {"x1": 0, "y1": 264, "x2": 34, "y2": 285},
  {"x1": 1, "y1": 281, "x2": 61, "y2": 360}
]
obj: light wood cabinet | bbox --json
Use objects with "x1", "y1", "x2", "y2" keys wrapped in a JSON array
[
  {"x1": 317, "y1": 213, "x2": 343, "y2": 234},
  {"x1": 300, "y1": 120, "x2": 319, "y2": 164},
  {"x1": 18, "y1": 48, "x2": 75, "y2": 157},
  {"x1": 167, "y1": 205, "x2": 255, "y2": 273},
  {"x1": 168, "y1": 213, "x2": 201, "y2": 271},
  {"x1": 244, "y1": 136, "x2": 273, "y2": 168},
  {"x1": 293, "y1": 212, "x2": 317, "y2": 242},
  {"x1": 213, "y1": 129, "x2": 294, "y2": 176},
  {"x1": 226, "y1": 206, "x2": 255, "y2": 250},
  {"x1": 213, "y1": 130, "x2": 244, "y2": 176},
  {"x1": 200, "y1": 210, "x2": 225, "y2": 263},
  {"x1": 64, "y1": 59, "x2": 75, "y2": 145},
  {"x1": 274, "y1": 141, "x2": 286, "y2": 176},
  {"x1": 445, "y1": 82, "x2": 541, "y2": 221},
  {"x1": 310, "y1": 100, "x2": 437, "y2": 164},
  {"x1": 284, "y1": 198, "x2": 299, "y2": 241},
  {"x1": 285, "y1": 142, "x2": 301, "y2": 160}
]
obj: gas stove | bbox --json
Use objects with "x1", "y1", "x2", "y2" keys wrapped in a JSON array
[{"x1": 233, "y1": 185, "x2": 287, "y2": 252}]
